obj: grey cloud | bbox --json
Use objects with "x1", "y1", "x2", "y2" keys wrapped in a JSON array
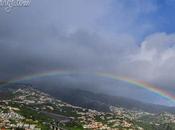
[{"x1": 0, "y1": 0, "x2": 175, "y2": 105}]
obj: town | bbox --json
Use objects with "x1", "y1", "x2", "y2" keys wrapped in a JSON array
[{"x1": 0, "y1": 87, "x2": 175, "y2": 130}]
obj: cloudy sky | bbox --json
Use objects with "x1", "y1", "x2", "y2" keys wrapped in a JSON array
[{"x1": 1, "y1": 0, "x2": 175, "y2": 106}]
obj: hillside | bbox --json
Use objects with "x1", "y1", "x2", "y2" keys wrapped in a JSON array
[{"x1": 40, "y1": 87, "x2": 175, "y2": 114}]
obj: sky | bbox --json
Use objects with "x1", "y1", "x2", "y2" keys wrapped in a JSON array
[{"x1": 1, "y1": 0, "x2": 175, "y2": 106}]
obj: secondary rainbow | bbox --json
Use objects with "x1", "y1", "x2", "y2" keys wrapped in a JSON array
[{"x1": 1, "y1": 70, "x2": 175, "y2": 103}]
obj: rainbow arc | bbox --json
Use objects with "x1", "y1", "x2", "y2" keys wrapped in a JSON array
[{"x1": 1, "y1": 70, "x2": 175, "y2": 103}]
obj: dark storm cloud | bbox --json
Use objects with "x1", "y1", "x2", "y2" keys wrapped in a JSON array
[
  {"x1": 0, "y1": 0, "x2": 175, "y2": 105},
  {"x1": 0, "y1": 0, "x2": 136, "y2": 79}
]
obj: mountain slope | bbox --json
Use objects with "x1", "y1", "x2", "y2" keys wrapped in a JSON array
[
  {"x1": 41, "y1": 87, "x2": 175, "y2": 113},
  {"x1": 1, "y1": 83, "x2": 175, "y2": 113}
]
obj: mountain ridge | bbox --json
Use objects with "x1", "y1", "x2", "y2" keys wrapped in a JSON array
[
  {"x1": 38, "y1": 86, "x2": 175, "y2": 114},
  {"x1": 0, "y1": 83, "x2": 174, "y2": 114}
]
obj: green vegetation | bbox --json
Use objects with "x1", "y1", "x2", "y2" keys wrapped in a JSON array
[
  {"x1": 54, "y1": 106, "x2": 81, "y2": 117},
  {"x1": 64, "y1": 122, "x2": 84, "y2": 130},
  {"x1": 8, "y1": 102, "x2": 51, "y2": 130}
]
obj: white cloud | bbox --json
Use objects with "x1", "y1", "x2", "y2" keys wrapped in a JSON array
[{"x1": 124, "y1": 33, "x2": 175, "y2": 90}]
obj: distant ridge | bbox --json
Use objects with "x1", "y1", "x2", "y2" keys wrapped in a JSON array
[
  {"x1": 0, "y1": 83, "x2": 175, "y2": 114},
  {"x1": 41, "y1": 87, "x2": 175, "y2": 114}
]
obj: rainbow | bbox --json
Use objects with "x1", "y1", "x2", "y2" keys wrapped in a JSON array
[
  {"x1": 1, "y1": 70, "x2": 175, "y2": 103},
  {"x1": 98, "y1": 73, "x2": 175, "y2": 103}
]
